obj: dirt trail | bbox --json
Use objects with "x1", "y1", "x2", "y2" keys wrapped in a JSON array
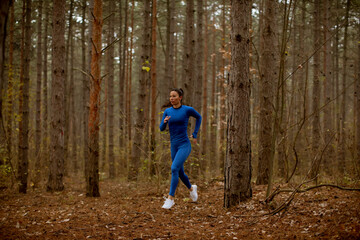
[{"x1": 0, "y1": 179, "x2": 359, "y2": 239}]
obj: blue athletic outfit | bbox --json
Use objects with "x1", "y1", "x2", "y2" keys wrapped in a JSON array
[{"x1": 159, "y1": 105, "x2": 202, "y2": 197}]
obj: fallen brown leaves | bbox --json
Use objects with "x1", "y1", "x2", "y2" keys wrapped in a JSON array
[{"x1": 0, "y1": 179, "x2": 359, "y2": 239}]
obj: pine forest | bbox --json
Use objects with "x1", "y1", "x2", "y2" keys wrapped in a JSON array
[{"x1": 0, "y1": 0, "x2": 360, "y2": 239}]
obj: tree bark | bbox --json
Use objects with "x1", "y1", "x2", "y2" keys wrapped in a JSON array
[
  {"x1": 87, "y1": 0, "x2": 103, "y2": 197},
  {"x1": 129, "y1": 0, "x2": 151, "y2": 181},
  {"x1": 210, "y1": 16, "x2": 217, "y2": 175},
  {"x1": 0, "y1": 0, "x2": 10, "y2": 147},
  {"x1": 47, "y1": 0, "x2": 65, "y2": 192},
  {"x1": 339, "y1": 0, "x2": 350, "y2": 174},
  {"x1": 309, "y1": 0, "x2": 321, "y2": 181},
  {"x1": 323, "y1": 0, "x2": 334, "y2": 175},
  {"x1": 256, "y1": 0, "x2": 277, "y2": 185},
  {"x1": 5, "y1": 1, "x2": 13, "y2": 166},
  {"x1": 42, "y1": 0, "x2": 49, "y2": 172},
  {"x1": 84, "y1": 0, "x2": 93, "y2": 181},
  {"x1": 224, "y1": 0, "x2": 252, "y2": 208},
  {"x1": 356, "y1": 20, "x2": 360, "y2": 177},
  {"x1": 64, "y1": 0, "x2": 74, "y2": 174},
  {"x1": 219, "y1": 0, "x2": 227, "y2": 172},
  {"x1": 200, "y1": 0, "x2": 208, "y2": 177},
  {"x1": 184, "y1": 0, "x2": 195, "y2": 107},
  {"x1": 107, "y1": 0, "x2": 115, "y2": 179},
  {"x1": 18, "y1": 0, "x2": 32, "y2": 193},
  {"x1": 34, "y1": 0, "x2": 43, "y2": 186},
  {"x1": 150, "y1": 0, "x2": 158, "y2": 176}
]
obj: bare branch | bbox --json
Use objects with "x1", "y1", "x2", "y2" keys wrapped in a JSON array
[{"x1": 101, "y1": 37, "x2": 122, "y2": 54}]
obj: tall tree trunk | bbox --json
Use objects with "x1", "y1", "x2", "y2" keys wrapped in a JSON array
[
  {"x1": 107, "y1": 0, "x2": 115, "y2": 179},
  {"x1": 42, "y1": 0, "x2": 49, "y2": 173},
  {"x1": 127, "y1": 0, "x2": 135, "y2": 165},
  {"x1": 309, "y1": 0, "x2": 321, "y2": 181},
  {"x1": 130, "y1": 0, "x2": 151, "y2": 181},
  {"x1": 0, "y1": 0, "x2": 10, "y2": 147},
  {"x1": 5, "y1": 1, "x2": 13, "y2": 167},
  {"x1": 150, "y1": 0, "x2": 158, "y2": 176},
  {"x1": 191, "y1": 0, "x2": 204, "y2": 178},
  {"x1": 70, "y1": 31, "x2": 77, "y2": 173},
  {"x1": 184, "y1": 0, "x2": 194, "y2": 107},
  {"x1": 64, "y1": 0, "x2": 74, "y2": 174},
  {"x1": 87, "y1": 0, "x2": 103, "y2": 197},
  {"x1": 81, "y1": 0, "x2": 89, "y2": 175},
  {"x1": 334, "y1": 0, "x2": 340, "y2": 172},
  {"x1": 84, "y1": 0, "x2": 93, "y2": 180},
  {"x1": 18, "y1": 0, "x2": 32, "y2": 193},
  {"x1": 256, "y1": 0, "x2": 277, "y2": 185},
  {"x1": 219, "y1": 0, "x2": 227, "y2": 172},
  {"x1": 356, "y1": 20, "x2": 360, "y2": 177},
  {"x1": 101, "y1": 70, "x2": 107, "y2": 172},
  {"x1": 34, "y1": 0, "x2": 43, "y2": 186},
  {"x1": 210, "y1": 16, "x2": 217, "y2": 175},
  {"x1": 323, "y1": 0, "x2": 334, "y2": 175},
  {"x1": 339, "y1": 0, "x2": 350, "y2": 174},
  {"x1": 18, "y1": 0, "x2": 25, "y2": 188},
  {"x1": 277, "y1": 0, "x2": 293, "y2": 180},
  {"x1": 119, "y1": 0, "x2": 128, "y2": 170},
  {"x1": 47, "y1": 0, "x2": 65, "y2": 192},
  {"x1": 224, "y1": 0, "x2": 252, "y2": 208},
  {"x1": 200, "y1": 0, "x2": 208, "y2": 177}
]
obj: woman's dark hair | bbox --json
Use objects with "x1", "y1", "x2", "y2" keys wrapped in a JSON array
[{"x1": 161, "y1": 88, "x2": 184, "y2": 108}]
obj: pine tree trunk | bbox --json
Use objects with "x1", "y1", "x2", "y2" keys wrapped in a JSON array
[
  {"x1": 210, "y1": 16, "x2": 217, "y2": 175},
  {"x1": 87, "y1": 0, "x2": 103, "y2": 197},
  {"x1": 34, "y1": 0, "x2": 43, "y2": 186},
  {"x1": 42, "y1": 0, "x2": 49, "y2": 174},
  {"x1": 119, "y1": 0, "x2": 128, "y2": 169},
  {"x1": 310, "y1": 0, "x2": 321, "y2": 180},
  {"x1": 356, "y1": 20, "x2": 360, "y2": 177},
  {"x1": 219, "y1": 0, "x2": 227, "y2": 172},
  {"x1": 107, "y1": 0, "x2": 115, "y2": 179},
  {"x1": 200, "y1": 0, "x2": 208, "y2": 177},
  {"x1": 101, "y1": 70, "x2": 108, "y2": 172},
  {"x1": 84, "y1": 0, "x2": 93, "y2": 180},
  {"x1": 339, "y1": 0, "x2": 350, "y2": 174},
  {"x1": 18, "y1": 0, "x2": 32, "y2": 193},
  {"x1": 127, "y1": 0, "x2": 135, "y2": 164},
  {"x1": 47, "y1": 0, "x2": 65, "y2": 192},
  {"x1": 256, "y1": 0, "x2": 277, "y2": 185},
  {"x1": 184, "y1": 0, "x2": 194, "y2": 107},
  {"x1": 130, "y1": 0, "x2": 151, "y2": 181},
  {"x1": 0, "y1": 0, "x2": 10, "y2": 148},
  {"x1": 5, "y1": 2, "x2": 13, "y2": 166},
  {"x1": 150, "y1": 0, "x2": 158, "y2": 176},
  {"x1": 323, "y1": 0, "x2": 334, "y2": 175},
  {"x1": 224, "y1": 0, "x2": 252, "y2": 208},
  {"x1": 64, "y1": 0, "x2": 74, "y2": 175}
]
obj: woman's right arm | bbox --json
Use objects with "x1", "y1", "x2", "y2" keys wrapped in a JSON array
[{"x1": 159, "y1": 110, "x2": 168, "y2": 131}]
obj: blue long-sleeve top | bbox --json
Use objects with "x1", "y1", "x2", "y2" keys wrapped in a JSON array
[{"x1": 159, "y1": 105, "x2": 202, "y2": 144}]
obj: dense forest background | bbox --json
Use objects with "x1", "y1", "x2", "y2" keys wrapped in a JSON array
[{"x1": 0, "y1": 0, "x2": 359, "y2": 196}]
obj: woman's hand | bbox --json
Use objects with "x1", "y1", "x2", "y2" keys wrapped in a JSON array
[
  {"x1": 190, "y1": 135, "x2": 198, "y2": 144},
  {"x1": 164, "y1": 116, "x2": 171, "y2": 123}
]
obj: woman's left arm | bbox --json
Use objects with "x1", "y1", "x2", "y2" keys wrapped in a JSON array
[{"x1": 189, "y1": 107, "x2": 202, "y2": 139}]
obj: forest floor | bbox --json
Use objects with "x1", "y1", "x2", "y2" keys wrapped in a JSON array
[{"x1": 0, "y1": 177, "x2": 360, "y2": 240}]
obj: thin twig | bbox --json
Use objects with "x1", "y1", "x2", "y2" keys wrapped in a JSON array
[{"x1": 102, "y1": 37, "x2": 122, "y2": 54}]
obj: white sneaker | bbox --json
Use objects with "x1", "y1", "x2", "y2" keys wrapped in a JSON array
[
  {"x1": 190, "y1": 185, "x2": 198, "y2": 202},
  {"x1": 162, "y1": 198, "x2": 175, "y2": 209}
]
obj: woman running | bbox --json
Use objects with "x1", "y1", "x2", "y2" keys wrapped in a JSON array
[{"x1": 160, "y1": 88, "x2": 202, "y2": 209}]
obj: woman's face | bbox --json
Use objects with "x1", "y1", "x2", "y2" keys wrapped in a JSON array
[{"x1": 170, "y1": 91, "x2": 182, "y2": 106}]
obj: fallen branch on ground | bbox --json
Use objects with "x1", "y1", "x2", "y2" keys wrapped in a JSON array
[{"x1": 266, "y1": 183, "x2": 360, "y2": 203}]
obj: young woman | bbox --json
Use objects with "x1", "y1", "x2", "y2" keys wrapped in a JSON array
[{"x1": 159, "y1": 88, "x2": 202, "y2": 209}]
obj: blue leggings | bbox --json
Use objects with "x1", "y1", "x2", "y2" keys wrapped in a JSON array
[{"x1": 169, "y1": 141, "x2": 192, "y2": 197}]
